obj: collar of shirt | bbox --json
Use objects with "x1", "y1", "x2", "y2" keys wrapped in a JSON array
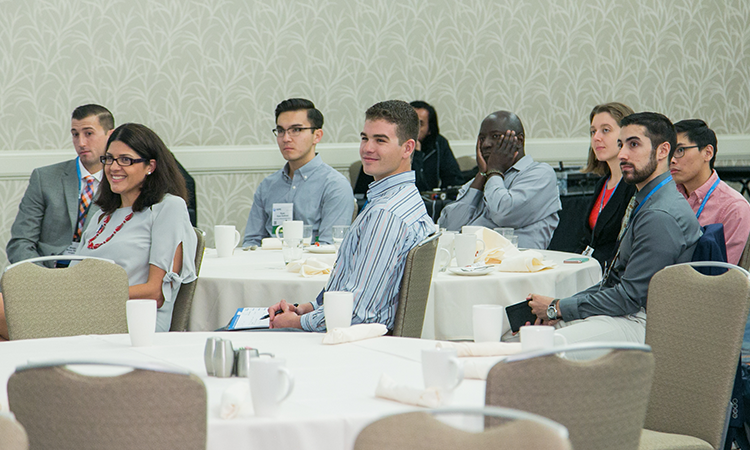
[
  {"x1": 282, "y1": 153, "x2": 322, "y2": 181},
  {"x1": 366, "y1": 171, "x2": 416, "y2": 201},
  {"x1": 635, "y1": 171, "x2": 672, "y2": 203},
  {"x1": 506, "y1": 154, "x2": 533, "y2": 175},
  {"x1": 676, "y1": 169, "x2": 718, "y2": 202},
  {"x1": 77, "y1": 158, "x2": 102, "y2": 182}
]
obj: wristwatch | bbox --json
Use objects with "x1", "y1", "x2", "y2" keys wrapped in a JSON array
[{"x1": 547, "y1": 299, "x2": 560, "y2": 321}]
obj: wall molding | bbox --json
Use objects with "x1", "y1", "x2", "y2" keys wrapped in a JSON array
[{"x1": 2, "y1": 134, "x2": 749, "y2": 179}]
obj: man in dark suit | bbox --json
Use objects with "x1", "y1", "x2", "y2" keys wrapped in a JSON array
[{"x1": 6, "y1": 104, "x2": 114, "y2": 267}]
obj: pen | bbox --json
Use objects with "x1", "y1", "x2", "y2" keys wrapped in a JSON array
[{"x1": 260, "y1": 310, "x2": 283, "y2": 321}]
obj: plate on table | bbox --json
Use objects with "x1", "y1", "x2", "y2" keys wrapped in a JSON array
[
  {"x1": 448, "y1": 265, "x2": 495, "y2": 276},
  {"x1": 306, "y1": 245, "x2": 336, "y2": 254}
]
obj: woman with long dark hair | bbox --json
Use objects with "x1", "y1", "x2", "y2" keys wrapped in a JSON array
[{"x1": 76, "y1": 123, "x2": 196, "y2": 331}]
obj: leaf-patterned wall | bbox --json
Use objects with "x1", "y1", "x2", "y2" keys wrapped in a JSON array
[{"x1": 0, "y1": 0, "x2": 748, "y2": 266}]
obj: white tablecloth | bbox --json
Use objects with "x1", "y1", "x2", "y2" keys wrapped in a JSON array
[
  {"x1": 191, "y1": 248, "x2": 601, "y2": 340},
  {"x1": 0, "y1": 332, "x2": 485, "y2": 450}
]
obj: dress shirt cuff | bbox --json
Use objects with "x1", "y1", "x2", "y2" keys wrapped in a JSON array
[
  {"x1": 484, "y1": 174, "x2": 507, "y2": 190},
  {"x1": 464, "y1": 187, "x2": 484, "y2": 204},
  {"x1": 557, "y1": 297, "x2": 580, "y2": 321}
]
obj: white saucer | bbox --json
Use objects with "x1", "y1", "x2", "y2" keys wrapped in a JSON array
[
  {"x1": 448, "y1": 266, "x2": 495, "y2": 276},
  {"x1": 306, "y1": 245, "x2": 336, "y2": 254}
]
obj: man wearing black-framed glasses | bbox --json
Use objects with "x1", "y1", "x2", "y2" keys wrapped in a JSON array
[
  {"x1": 671, "y1": 119, "x2": 750, "y2": 265},
  {"x1": 242, "y1": 98, "x2": 354, "y2": 247}
]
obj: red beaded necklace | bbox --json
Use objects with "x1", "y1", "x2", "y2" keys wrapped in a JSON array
[{"x1": 87, "y1": 212, "x2": 135, "y2": 250}]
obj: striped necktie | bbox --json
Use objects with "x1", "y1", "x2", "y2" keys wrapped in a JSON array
[
  {"x1": 73, "y1": 175, "x2": 94, "y2": 242},
  {"x1": 617, "y1": 195, "x2": 638, "y2": 242}
]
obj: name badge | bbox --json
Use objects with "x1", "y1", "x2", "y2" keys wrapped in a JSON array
[
  {"x1": 272, "y1": 203, "x2": 294, "y2": 230},
  {"x1": 62, "y1": 241, "x2": 80, "y2": 255},
  {"x1": 582, "y1": 246, "x2": 594, "y2": 257}
]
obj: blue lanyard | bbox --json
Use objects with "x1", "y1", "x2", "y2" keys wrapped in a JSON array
[
  {"x1": 75, "y1": 157, "x2": 83, "y2": 191},
  {"x1": 631, "y1": 175, "x2": 672, "y2": 218},
  {"x1": 598, "y1": 177, "x2": 620, "y2": 214},
  {"x1": 695, "y1": 177, "x2": 721, "y2": 219}
]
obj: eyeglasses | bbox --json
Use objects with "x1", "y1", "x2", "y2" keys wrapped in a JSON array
[
  {"x1": 671, "y1": 145, "x2": 701, "y2": 159},
  {"x1": 100, "y1": 155, "x2": 149, "y2": 166},
  {"x1": 272, "y1": 127, "x2": 317, "y2": 138}
]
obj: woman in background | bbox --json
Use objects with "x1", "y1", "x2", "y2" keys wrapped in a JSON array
[
  {"x1": 577, "y1": 102, "x2": 637, "y2": 268},
  {"x1": 77, "y1": 123, "x2": 196, "y2": 332}
]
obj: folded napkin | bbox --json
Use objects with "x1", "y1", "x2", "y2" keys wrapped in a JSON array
[
  {"x1": 374, "y1": 373, "x2": 443, "y2": 408},
  {"x1": 496, "y1": 251, "x2": 556, "y2": 272},
  {"x1": 463, "y1": 359, "x2": 501, "y2": 380},
  {"x1": 322, "y1": 323, "x2": 388, "y2": 344},
  {"x1": 261, "y1": 237, "x2": 282, "y2": 250},
  {"x1": 480, "y1": 245, "x2": 522, "y2": 264},
  {"x1": 219, "y1": 381, "x2": 251, "y2": 419},
  {"x1": 286, "y1": 258, "x2": 332, "y2": 277},
  {"x1": 435, "y1": 341, "x2": 523, "y2": 357}
]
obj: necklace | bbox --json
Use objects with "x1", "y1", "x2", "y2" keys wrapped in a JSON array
[{"x1": 87, "y1": 212, "x2": 134, "y2": 250}]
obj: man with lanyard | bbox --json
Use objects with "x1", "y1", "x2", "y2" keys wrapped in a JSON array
[
  {"x1": 527, "y1": 112, "x2": 700, "y2": 346},
  {"x1": 670, "y1": 119, "x2": 750, "y2": 265},
  {"x1": 6, "y1": 104, "x2": 114, "y2": 267}
]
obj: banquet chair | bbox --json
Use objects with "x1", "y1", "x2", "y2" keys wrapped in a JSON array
[
  {"x1": 354, "y1": 406, "x2": 572, "y2": 450},
  {"x1": 485, "y1": 342, "x2": 655, "y2": 450},
  {"x1": 0, "y1": 413, "x2": 29, "y2": 450},
  {"x1": 456, "y1": 155, "x2": 476, "y2": 172},
  {"x1": 7, "y1": 360, "x2": 207, "y2": 450},
  {"x1": 391, "y1": 232, "x2": 439, "y2": 338},
  {"x1": 349, "y1": 160, "x2": 363, "y2": 190},
  {"x1": 170, "y1": 227, "x2": 206, "y2": 331},
  {"x1": 738, "y1": 231, "x2": 750, "y2": 271},
  {"x1": 638, "y1": 262, "x2": 750, "y2": 450},
  {"x1": 1, "y1": 255, "x2": 129, "y2": 340}
]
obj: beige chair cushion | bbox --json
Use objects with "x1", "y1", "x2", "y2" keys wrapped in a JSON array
[
  {"x1": 0, "y1": 415, "x2": 29, "y2": 450},
  {"x1": 486, "y1": 349, "x2": 654, "y2": 450},
  {"x1": 392, "y1": 234, "x2": 438, "y2": 338},
  {"x1": 170, "y1": 227, "x2": 206, "y2": 331},
  {"x1": 1, "y1": 259, "x2": 129, "y2": 340},
  {"x1": 8, "y1": 364, "x2": 207, "y2": 450},
  {"x1": 639, "y1": 429, "x2": 713, "y2": 450},
  {"x1": 354, "y1": 411, "x2": 571, "y2": 450}
]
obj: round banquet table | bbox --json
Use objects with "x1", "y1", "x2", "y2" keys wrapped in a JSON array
[
  {"x1": 190, "y1": 248, "x2": 601, "y2": 339},
  {"x1": 0, "y1": 331, "x2": 485, "y2": 450}
]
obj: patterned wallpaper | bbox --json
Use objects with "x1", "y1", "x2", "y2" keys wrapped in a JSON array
[{"x1": 0, "y1": 0, "x2": 748, "y2": 267}]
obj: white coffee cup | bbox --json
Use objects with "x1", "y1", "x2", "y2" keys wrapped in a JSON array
[
  {"x1": 324, "y1": 291, "x2": 353, "y2": 330},
  {"x1": 275, "y1": 220, "x2": 304, "y2": 242},
  {"x1": 438, "y1": 230, "x2": 455, "y2": 258},
  {"x1": 433, "y1": 247, "x2": 451, "y2": 273},
  {"x1": 126, "y1": 299, "x2": 157, "y2": 347},
  {"x1": 520, "y1": 325, "x2": 568, "y2": 352},
  {"x1": 461, "y1": 225, "x2": 484, "y2": 237},
  {"x1": 248, "y1": 357, "x2": 294, "y2": 417},
  {"x1": 454, "y1": 233, "x2": 485, "y2": 267},
  {"x1": 472, "y1": 304, "x2": 505, "y2": 342},
  {"x1": 422, "y1": 348, "x2": 464, "y2": 391},
  {"x1": 215, "y1": 225, "x2": 241, "y2": 258}
]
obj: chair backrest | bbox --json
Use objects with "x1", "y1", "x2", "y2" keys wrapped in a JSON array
[
  {"x1": 7, "y1": 361, "x2": 207, "y2": 450},
  {"x1": 349, "y1": 160, "x2": 363, "y2": 190},
  {"x1": 738, "y1": 230, "x2": 750, "y2": 271},
  {"x1": 170, "y1": 227, "x2": 206, "y2": 331},
  {"x1": 643, "y1": 262, "x2": 750, "y2": 449},
  {"x1": 0, "y1": 413, "x2": 29, "y2": 450},
  {"x1": 485, "y1": 343, "x2": 655, "y2": 450},
  {"x1": 392, "y1": 232, "x2": 440, "y2": 338},
  {"x1": 354, "y1": 407, "x2": 572, "y2": 450},
  {"x1": 1, "y1": 257, "x2": 129, "y2": 340},
  {"x1": 456, "y1": 155, "x2": 476, "y2": 172}
]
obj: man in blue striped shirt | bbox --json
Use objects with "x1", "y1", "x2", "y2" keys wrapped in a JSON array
[{"x1": 269, "y1": 100, "x2": 436, "y2": 332}]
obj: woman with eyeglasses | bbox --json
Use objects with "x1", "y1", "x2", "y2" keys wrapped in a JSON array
[
  {"x1": 75, "y1": 123, "x2": 197, "y2": 332},
  {"x1": 576, "y1": 102, "x2": 637, "y2": 268}
]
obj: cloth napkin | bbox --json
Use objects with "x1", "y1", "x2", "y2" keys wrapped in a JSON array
[
  {"x1": 435, "y1": 341, "x2": 523, "y2": 357},
  {"x1": 219, "y1": 381, "x2": 251, "y2": 419},
  {"x1": 476, "y1": 229, "x2": 521, "y2": 264},
  {"x1": 261, "y1": 237, "x2": 282, "y2": 249},
  {"x1": 322, "y1": 323, "x2": 388, "y2": 344},
  {"x1": 496, "y1": 250, "x2": 556, "y2": 272},
  {"x1": 374, "y1": 373, "x2": 444, "y2": 408},
  {"x1": 462, "y1": 358, "x2": 507, "y2": 380},
  {"x1": 286, "y1": 258, "x2": 332, "y2": 277}
]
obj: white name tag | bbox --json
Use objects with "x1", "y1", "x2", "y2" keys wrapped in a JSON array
[
  {"x1": 62, "y1": 241, "x2": 80, "y2": 255},
  {"x1": 272, "y1": 203, "x2": 294, "y2": 228},
  {"x1": 582, "y1": 246, "x2": 594, "y2": 257}
]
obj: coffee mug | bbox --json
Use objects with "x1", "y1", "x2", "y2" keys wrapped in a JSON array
[
  {"x1": 422, "y1": 347, "x2": 464, "y2": 391},
  {"x1": 520, "y1": 325, "x2": 568, "y2": 352},
  {"x1": 275, "y1": 220, "x2": 304, "y2": 242},
  {"x1": 324, "y1": 291, "x2": 353, "y2": 330},
  {"x1": 126, "y1": 299, "x2": 157, "y2": 347},
  {"x1": 433, "y1": 247, "x2": 451, "y2": 273},
  {"x1": 454, "y1": 233, "x2": 485, "y2": 267},
  {"x1": 472, "y1": 304, "x2": 505, "y2": 342},
  {"x1": 461, "y1": 225, "x2": 484, "y2": 238},
  {"x1": 248, "y1": 357, "x2": 295, "y2": 417},
  {"x1": 215, "y1": 225, "x2": 241, "y2": 258}
]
